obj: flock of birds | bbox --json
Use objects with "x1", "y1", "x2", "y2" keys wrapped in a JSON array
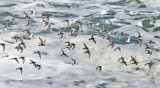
[{"x1": 0, "y1": 8, "x2": 157, "y2": 74}]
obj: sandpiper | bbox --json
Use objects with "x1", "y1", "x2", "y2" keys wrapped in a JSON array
[
  {"x1": 137, "y1": 31, "x2": 142, "y2": 38},
  {"x1": 0, "y1": 43, "x2": 5, "y2": 52},
  {"x1": 88, "y1": 22, "x2": 92, "y2": 30},
  {"x1": 147, "y1": 40, "x2": 155, "y2": 44},
  {"x1": 144, "y1": 61, "x2": 153, "y2": 69},
  {"x1": 114, "y1": 47, "x2": 121, "y2": 51},
  {"x1": 69, "y1": 28, "x2": 77, "y2": 37},
  {"x1": 23, "y1": 29, "x2": 31, "y2": 36},
  {"x1": 131, "y1": 56, "x2": 138, "y2": 65},
  {"x1": 36, "y1": 64, "x2": 41, "y2": 70},
  {"x1": 19, "y1": 57, "x2": 25, "y2": 64},
  {"x1": 61, "y1": 48, "x2": 68, "y2": 57},
  {"x1": 145, "y1": 50, "x2": 152, "y2": 55},
  {"x1": 71, "y1": 43, "x2": 76, "y2": 50},
  {"x1": 99, "y1": 35, "x2": 105, "y2": 39},
  {"x1": 137, "y1": 38, "x2": 142, "y2": 47},
  {"x1": 102, "y1": 25, "x2": 111, "y2": 34},
  {"x1": 71, "y1": 58, "x2": 78, "y2": 65},
  {"x1": 107, "y1": 38, "x2": 114, "y2": 48},
  {"x1": 83, "y1": 43, "x2": 89, "y2": 50},
  {"x1": 33, "y1": 51, "x2": 41, "y2": 59},
  {"x1": 89, "y1": 32, "x2": 96, "y2": 44},
  {"x1": 24, "y1": 11, "x2": 30, "y2": 19},
  {"x1": 29, "y1": 59, "x2": 37, "y2": 68},
  {"x1": 16, "y1": 67, "x2": 23, "y2": 74},
  {"x1": 96, "y1": 66, "x2": 102, "y2": 72},
  {"x1": 38, "y1": 37, "x2": 46, "y2": 46},
  {"x1": 30, "y1": 8, "x2": 36, "y2": 15},
  {"x1": 15, "y1": 44, "x2": 24, "y2": 53},
  {"x1": 63, "y1": 20, "x2": 69, "y2": 27},
  {"x1": 58, "y1": 27, "x2": 64, "y2": 38},
  {"x1": 10, "y1": 58, "x2": 19, "y2": 63},
  {"x1": 145, "y1": 43, "x2": 151, "y2": 50}
]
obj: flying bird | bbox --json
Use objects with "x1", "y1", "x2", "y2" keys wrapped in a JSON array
[{"x1": 16, "y1": 67, "x2": 23, "y2": 74}]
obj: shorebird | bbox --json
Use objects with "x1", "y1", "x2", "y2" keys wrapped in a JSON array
[
  {"x1": 24, "y1": 11, "x2": 30, "y2": 19},
  {"x1": 44, "y1": 21, "x2": 51, "y2": 28},
  {"x1": 118, "y1": 57, "x2": 127, "y2": 66},
  {"x1": 38, "y1": 37, "x2": 46, "y2": 46},
  {"x1": 71, "y1": 43, "x2": 76, "y2": 50},
  {"x1": 96, "y1": 66, "x2": 102, "y2": 72},
  {"x1": 19, "y1": 57, "x2": 25, "y2": 64},
  {"x1": 33, "y1": 51, "x2": 41, "y2": 59},
  {"x1": 83, "y1": 43, "x2": 89, "y2": 50},
  {"x1": 1, "y1": 55, "x2": 9, "y2": 58},
  {"x1": 61, "y1": 48, "x2": 68, "y2": 57},
  {"x1": 145, "y1": 50, "x2": 152, "y2": 55},
  {"x1": 137, "y1": 31, "x2": 142, "y2": 38},
  {"x1": 123, "y1": 34, "x2": 130, "y2": 42},
  {"x1": 58, "y1": 27, "x2": 64, "y2": 38},
  {"x1": 114, "y1": 47, "x2": 121, "y2": 51},
  {"x1": 19, "y1": 41, "x2": 26, "y2": 49},
  {"x1": 145, "y1": 43, "x2": 151, "y2": 50},
  {"x1": 15, "y1": 45, "x2": 23, "y2": 53},
  {"x1": 131, "y1": 56, "x2": 138, "y2": 65},
  {"x1": 99, "y1": 35, "x2": 105, "y2": 39},
  {"x1": 26, "y1": 18, "x2": 31, "y2": 26},
  {"x1": 30, "y1": 8, "x2": 36, "y2": 15},
  {"x1": 137, "y1": 38, "x2": 142, "y2": 47},
  {"x1": 64, "y1": 41, "x2": 71, "y2": 47},
  {"x1": 0, "y1": 43, "x2": 5, "y2": 52},
  {"x1": 23, "y1": 29, "x2": 31, "y2": 36},
  {"x1": 36, "y1": 64, "x2": 41, "y2": 70},
  {"x1": 88, "y1": 22, "x2": 92, "y2": 30},
  {"x1": 12, "y1": 35, "x2": 19, "y2": 42},
  {"x1": 16, "y1": 67, "x2": 23, "y2": 74},
  {"x1": 63, "y1": 20, "x2": 69, "y2": 27},
  {"x1": 69, "y1": 28, "x2": 77, "y2": 37},
  {"x1": 107, "y1": 38, "x2": 114, "y2": 48},
  {"x1": 147, "y1": 40, "x2": 155, "y2": 44},
  {"x1": 108, "y1": 20, "x2": 113, "y2": 27},
  {"x1": 95, "y1": 29, "x2": 100, "y2": 35},
  {"x1": 29, "y1": 59, "x2": 37, "y2": 68},
  {"x1": 89, "y1": 32, "x2": 96, "y2": 44},
  {"x1": 71, "y1": 58, "x2": 78, "y2": 65},
  {"x1": 144, "y1": 61, "x2": 153, "y2": 69},
  {"x1": 121, "y1": 60, "x2": 127, "y2": 66},
  {"x1": 102, "y1": 25, "x2": 111, "y2": 34},
  {"x1": 10, "y1": 58, "x2": 19, "y2": 63},
  {"x1": 118, "y1": 57, "x2": 124, "y2": 62}
]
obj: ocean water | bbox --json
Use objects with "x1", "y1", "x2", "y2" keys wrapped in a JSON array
[{"x1": 0, "y1": 0, "x2": 160, "y2": 88}]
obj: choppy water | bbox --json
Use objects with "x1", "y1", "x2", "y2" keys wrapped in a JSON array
[{"x1": 0, "y1": 0, "x2": 160, "y2": 88}]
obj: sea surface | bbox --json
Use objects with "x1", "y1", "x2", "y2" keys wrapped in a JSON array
[{"x1": 0, "y1": 0, "x2": 160, "y2": 88}]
